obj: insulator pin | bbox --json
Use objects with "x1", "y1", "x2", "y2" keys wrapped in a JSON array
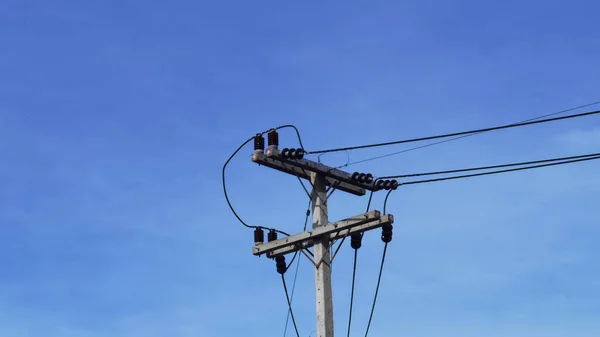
[
  {"x1": 267, "y1": 229, "x2": 278, "y2": 242},
  {"x1": 267, "y1": 130, "x2": 279, "y2": 147},
  {"x1": 350, "y1": 233, "x2": 362, "y2": 249},
  {"x1": 381, "y1": 223, "x2": 393, "y2": 243},
  {"x1": 254, "y1": 227, "x2": 265, "y2": 246},
  {"x1": 276, "y1": 256, "x2": 287, "y2": 274},
  {"x1": 254, "y1": 134, "x2": 265, "y2": 152}
]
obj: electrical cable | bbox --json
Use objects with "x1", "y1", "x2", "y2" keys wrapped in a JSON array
[
  {"x1": 400, "y1": 155, "x2": 600, "y2": 186},
  {"x1": 346, "y1": 191, "x2": 374, "y2": 337},
  {"x1": 341, "y1": 100, "x2": 600, "y2": 167},
  {"x1": 346, "y1": 249, "x2": 358, "y2": 337},
  {"x1": 223, "y1": 124, "x2": 306, "y2": 236},
  {"x1": 308, "y1": 109, "x2": 600, "y2": 155},
  {"x1": 364, "y1": 243, "x2": 388, "y2": 337},
  {"x1": 380, "y1": 152, "x2": 600, "y2": 179},
  {"x1": 264, "y1": 124, "x2": 307, "y2": 151},
  {"x1": 282, "y1": 274, "x2": 301, "y2": 337},
  {"x1": 283, "y1": 202, "x2": 312, "y2": 337}
]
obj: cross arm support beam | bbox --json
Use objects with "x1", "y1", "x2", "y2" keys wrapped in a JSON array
[
  {"x1": 251, "y1": 211, "x2": 394, "y2": 258},
  {"x1": 251, "y1": 151, "x2": 377, "y2": 196}
]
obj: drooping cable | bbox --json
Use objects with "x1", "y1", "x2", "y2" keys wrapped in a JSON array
[
  {"x1": 223, "y1": 124, "x2": 306, "y2": 235},
  {"x1": 222, "y1": 136, "x2": 291, "y2": 235},
  {"x1": 308, "y1": 109, "x2": 600, "y2": 155},
  {"x1": 264, "y1": 124, "x2": 307, "y2": 151},
  {"x1": 400, "y1": 155, "x2": 600, "y2": 186},
  {"x1": 346, "y1": 191, "x2": 374, "y2": 337},
  {"x1": 281, "y1": 274, "x2": 301, "y2": 337},
  {"x1": 364, "y1": 243, "x2": 388, "y2": 337},
  {"x1": 341, "y1": 100, "x2": 600, "y2": 167},
  {"x1": 346, "y1": 249, "x2": 359, "y2": 337},
  {"x1": 380, "y1": 152, "x2": 600, "y2": 179},
  {"x1": 283, "y1": 203, "x2": 312, "y2": 337}
]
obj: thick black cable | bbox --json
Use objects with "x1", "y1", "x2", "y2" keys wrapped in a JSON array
[
  {"x1": 223, "y1": 124, "x2": 306, "y2": 235},
  {"x1": 383, "y1": 190, "x2": 393, "y2": 215},
  {"x1": 282, "y1": 274, "x2": 301, "y2": 337},
  {"x1": 222, "y1": 136, "x2": 291, "y2": 236},
  {"x1": 400, "y1": 155, "x2": 600, "y2": 186},
  {"x1": 283, "y1": 203, "x2": 312, "y2": 337},
  {"x1": 364, "y1": 243, "x2": 388, "y2": 337},
  {"x1": 309, "y1": 109, "x2": 600, "y2": 155},
  {"x1": 381, "y1": 152, "x2": 600, "y2": 179},
  {"x1": 346, "y1": 190, "x2": 374, "y2": 337},
  {"x1": 346, "y1": 249, "x2": 358, "y2": 337},
  {"x1": 264, "y1": 124, "x2": 307, "y2": 151},
  {"x1": 341, "y1": 100, "x2": 600, "y2": 167}
]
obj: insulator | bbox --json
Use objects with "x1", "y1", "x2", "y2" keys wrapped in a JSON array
[
  {"x1": 267, "y1": 229, "x2": 278, "y2": 242},
  {"x1": 376, "y1": 180, "x2": 386, "y2": 190},
  {"x1": 254, "y1": 227, "x2": 265, "y2": 246},
  {"x1": 254, "y1": 134, "x2": 265, "y2": 152},
  {"x1": 351, "y1": 172, "x2": 360, "y2": 181},
  {"x1": 384, "y1": 180, "x2": 392, "y2": 190},
  {"x1": 281, "y1": 148, "x2": 290, "y2": 158},
  {"x1": 288, "y1": 149, "x2": 297, "y2": 159},
  {"x1": 390, "y1": 180, "x2": 399, "y2": 190},
  {"x1": 381, "y1": 233, "x2": 393, "y2": 243},
  {"x1": 295, "y1": 148, "x2": 305, "y2": 160},
  {"x1": 358, "y1": 173, "x2": 366, "y2": 183},
  {"x1": 276, "y1": 256, "x2": 287, "y2": 274},
  {"x1": 268, "y1": 130, "x2": 279, "y2": 147},
  {"x1": 381, "y1": 223, "x2": 393, "y2": 243},
  {"x1": 365, "y1": 173, "x2": 374, "y2": 184},
  {"x1": 350, "y1": 233, "x2": 362, "y2": 249}
]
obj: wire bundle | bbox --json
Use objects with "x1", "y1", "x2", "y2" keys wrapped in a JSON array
[{"x1": 222, "y1": 101, "x2": 600, "y2": 337}]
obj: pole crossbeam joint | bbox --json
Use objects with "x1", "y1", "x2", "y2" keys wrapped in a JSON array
[
  {"x1": 252, "y1": 211, "x2": 394, "y2": 258},
  {"x1": 252, "y1": 151, "x2": 378, "y2": 196}
]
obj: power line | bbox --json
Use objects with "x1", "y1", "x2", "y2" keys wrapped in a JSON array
[
  {"x1": 380, "y1": 152, "x2": 600, "y2": 179},
  {"x1": 340, "y1": 100, "x2": 600, "y2": 167},
  {"x1": 281, "y1": 274, "x2": 301, "y2": 337},
  {"x1": 364, "y1": 243, "x2": 389, "y2": 337},
  {"x1": 400, "y1": 155, "x2": 600, "y2": 186},
  {"x1": 308, "y1": 109, "x2": 600, "y2": 155},
  {"x1": 346, "y1": 191, "x2": 374, "y2": 337},
  {"x1": 223, "y1": 125, "x2": 305, "y2": 235},
  {"x1": 283, "y1": 203, "x2": 311, "y2": 337}
]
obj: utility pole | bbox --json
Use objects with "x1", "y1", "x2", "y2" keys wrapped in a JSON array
[
  {"x1": 311, "y1": 172, "x2": 333, "y2": 336},
  {"x1": 250, "y1": 130, "x2": 397, "y2": 337}
]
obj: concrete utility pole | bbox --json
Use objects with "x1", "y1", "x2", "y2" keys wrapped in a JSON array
[
  {"x1": 250, "y1": 130, "x2": 396, "y2": 337},
  {"x1": 311, "y1": 172, "x2": 333, "y2": 336}
]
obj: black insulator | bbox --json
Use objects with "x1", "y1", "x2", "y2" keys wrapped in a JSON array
[
  {"x1": 267, "y1": 229, "x2": 278, "y2": 242},
  {"x1": 254, "y1": 227, "x2": 265, "y2": 245},
  {"x1": 376, "y1": 180, "x2": 385, "y2": 190},
  {"x1": 254, "y1": 134, "x2": 265, "y2": 151},
  {"x1": 268, "y1": 130, "x2": 279, "y2": 146},
  {"x1": 351, "y1": 172, "x2": 360, "y2": 181},
  {"x1": 288, "y1": 149, "x2": 297, "y2": 159},
  {"x1": 276, "y1": 255, "x2": 287, "y2": 274},
  {"x1": 350, "y1": 233, "x2": 362, "y2": 250},
  {"x1": 358, "y1": 173, "x2": 366, "y2": 183},
  {"x1": 382, "y1": 233, "x2": 393, "y2": 243},
  {"x1": 281, "y1": 148, "x2": 290, "y2": 158},
  {"x1": 390, "y1": 180, "x2": 399, "y2": 190},
  {"x1": 384, "y1": 180, "x2": 392, "y2": 190},
  {"x1": 365, "y1": 173, "x2": 374, "y2": 184},
  {"x1": 381, "y1": 223, "x2": 393, "y2": 243},
  {"x1": 295, "y1": 148, "x2": 305, "y2": 160}
]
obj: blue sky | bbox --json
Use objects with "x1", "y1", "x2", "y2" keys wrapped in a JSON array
[{"x1": 1, "y1": 1, "x2": 600, "y2": 336}]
